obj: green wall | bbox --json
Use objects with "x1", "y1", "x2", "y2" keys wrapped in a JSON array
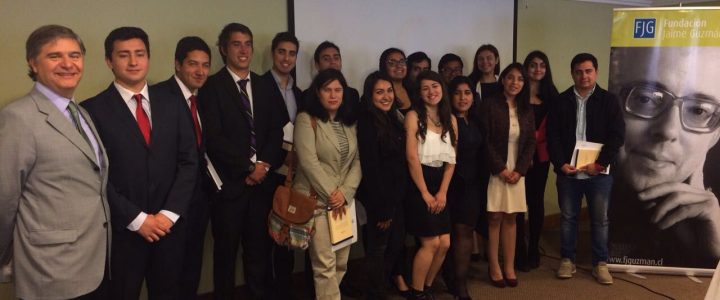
[
  {"x1": 0, "y1": 0, "x2": 287, "y2": 106},
  {"x1": 0, "y1": 0, "x2": 287, "y2": 298}
]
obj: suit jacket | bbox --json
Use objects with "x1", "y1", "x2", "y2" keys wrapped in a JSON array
[
  {"x1": 260, "y1": 70, "x2": 303, "y2": 115},
  {"x1": 198, "y1": 68, "x2": 288, "y2": 198},
  {"x1": 546, "y1": 85, "x2": 625, "y2": 174},
  {"x1": 152, "y1": 77, "x2": 211, "y2": 190},
  {"x1": 293, "y1": 112, "x2": 362, "y2": 206},
  {"x1": 0, "y1": 87, "x2": 110, "y2": 299},
  {"x1": 81, "y1": 83, "x2": 198, "y2": 231},
  {"x1": 480, "y1": 94, "x2": 536, "y2": 176}
]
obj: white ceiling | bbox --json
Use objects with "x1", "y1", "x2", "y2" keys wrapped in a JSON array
[{"x1": 573, "y1": 0, "x2": 714, "y2": 7}]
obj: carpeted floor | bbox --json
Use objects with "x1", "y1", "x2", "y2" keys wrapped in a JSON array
[{"x1": 201, "y1": 218, "x2": 713, "y2": 300}]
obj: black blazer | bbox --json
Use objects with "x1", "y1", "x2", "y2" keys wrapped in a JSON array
[
  {"x1": 546, "y1": 85, "x2": 625, "y2": 174},
  {"x1": 260, "y1": 71, "x2": 303, "y2": 115},
  {"x1": 356, "y1": 109, "x2": 407, "y2": 222},
  {"x1": 480, "y1": 94, "x2": 536, "y2": 176},
  {"x1": 198, "y1": 68, "x2": 289, "y2": 198},
  {"x1": 82, "y1": 83, "x2": 198, "y2": 231},
  {"x1": 152, "y1": 77, "x2": 212, "y2": 191}
]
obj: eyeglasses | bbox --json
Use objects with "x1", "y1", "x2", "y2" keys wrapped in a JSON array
[
  {"x1": 387, "y1": 59, "x2": 407, "y2": 67},
  {"x1": 623, "y1": 84, "x2": 720, "y2": 133},
  {"x1": 441, "y1": 67, "x2": 463, "y2": 74}
]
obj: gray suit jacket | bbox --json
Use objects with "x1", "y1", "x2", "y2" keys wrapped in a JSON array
[
  {"x1": 293, "y1": 112, "x2": 361, "y2": 206},
  {"x1": 0, "y1": 87, "x2": 110, "y2": 299}
]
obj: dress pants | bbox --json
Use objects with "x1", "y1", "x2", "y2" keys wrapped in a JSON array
[
  {"x1": 109, "y1": 220, "x2": 186, "y2": 300},
  {"x1": 178, "y1": 174, "x2": 211, "y2": 300},
  {"x1": 211, "y1": 181, "x2": 273, "y2": 299},
  {"x1": 364, "y1": 206, "x2": 406, "y2": 300},
  {"x1": 516, "y1": 161, "x2": 550, "y2": 264},
  {"x1": 308, "y1": 209, "x2": 351, "y2": 300}
]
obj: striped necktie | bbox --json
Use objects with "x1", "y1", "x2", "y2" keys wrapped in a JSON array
[
  {"x1": 237, "y1": 79, "x2": 256, "y2": 159},
  {"x1": 67, "y1": 101, "x2": 93, "y2": 148}
]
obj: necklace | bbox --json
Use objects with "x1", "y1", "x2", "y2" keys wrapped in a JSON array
[{"x1": 428, "y1": 115, "x2": 441, "y2": 127}]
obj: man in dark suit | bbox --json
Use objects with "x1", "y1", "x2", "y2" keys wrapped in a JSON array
[
  {"x1": 260, "y1": 31, "x2": 303, "y2": 299},
  {"x1": 152, "y1": 36, "x2": 211, "y2": 300},
  {"x1": 81, "y1": 27, "x2": 198, "y2": 300},
  {"x1": 198, "y1": 23, "x2": 288, "y2": 299}
]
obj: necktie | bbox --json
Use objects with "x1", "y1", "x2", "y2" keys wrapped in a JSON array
[
  {"x1": 237, "y1": 79, "x2": 256, "y2": 159},
  {"x1": 189, "y1": 95, "x2": 202, "y2": 147},
  {"x1": 67, "y1": 101, "x2": 93, "y2": 148},
  {"x1": 133, "y1": 94, "x2": 151, "y2": 145}
]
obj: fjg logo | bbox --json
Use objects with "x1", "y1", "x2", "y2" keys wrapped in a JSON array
[{"x1": 634, "y1": 18, "x2": 656, "y2": 38}]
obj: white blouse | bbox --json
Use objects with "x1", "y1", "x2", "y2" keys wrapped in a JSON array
[{"x1": 418, "y1": 130, "x2": 456, "y2": 167}]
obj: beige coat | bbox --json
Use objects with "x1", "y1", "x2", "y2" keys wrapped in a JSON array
[
  {"x1": 0, "y1": 88, "x2": 110, "y2": 299},
  {"x1": 293, "y1": 112, "x2": 361, "y2": 207}
]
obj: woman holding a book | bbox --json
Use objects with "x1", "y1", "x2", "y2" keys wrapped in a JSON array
[{"x1": 293, "y1": 69, "x2": 362, "y2": 300}]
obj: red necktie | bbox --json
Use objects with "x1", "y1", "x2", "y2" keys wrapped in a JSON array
[
  {"x1": 189, "y1": 95, "x2": 202, "y2": 147},
  {"x1": 133, "y1": 94, "x2": 151, "y2": 145}
]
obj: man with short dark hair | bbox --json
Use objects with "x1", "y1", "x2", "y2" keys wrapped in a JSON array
[
  {"x1": 547, "y1": 53, "x2": 625, "y2": 285},
  {"x1": 198, "y1": 23, "x2": 288, "y2": 299},
  {"x1": 81, "y1": 27, "x2": 198, "y2": 299},
  {"x1": 406, "y1": 51, "x2": 431, "y2": 84},
  {"x1": 260, "y1": 31, "x2": 303, "y2": 299},
  {"x1": 152, "y1": 36, "x2": 211, "y2": 299},
  {"x1": 0, "y1": 24, "x2": 110, "y2": 300}
]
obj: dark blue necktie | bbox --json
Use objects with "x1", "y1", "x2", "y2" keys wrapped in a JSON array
[{"x1": 237, "y1": 79, "x2": 256, "y2": 159}]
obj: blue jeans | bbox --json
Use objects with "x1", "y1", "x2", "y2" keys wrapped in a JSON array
[{"x1": 556, "y1": 174, "x2": 613, "y2": 265}]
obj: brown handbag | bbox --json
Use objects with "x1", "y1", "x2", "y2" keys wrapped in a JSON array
[
  {"x1": 271, "y1": 156, "x2": 316, "y2": 224},
  {"x1": 271, "y1": 116, "x2": 319, "y2": 224}
]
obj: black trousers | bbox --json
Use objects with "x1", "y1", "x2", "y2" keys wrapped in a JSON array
[
  {"x1": 210, "y1": 181, "x2": 274, "y2": 300},
  {"x1": 268, "y1": 172, "x2": 296, "y2": 300},
  {"x1": 178, "y1": 177, "x2": 211, "y2": 300},
  {"x1": 109, "y1": 220, "x2": 187, "y2": 300},
  {"x1": 516, "y1": 161, "x2": 550, "y2": 263},
  {"x1": 363, "y1": 206, "x2": 407, "y2": 299}
]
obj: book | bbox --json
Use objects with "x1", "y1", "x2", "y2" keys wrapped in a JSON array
[
  {"x1": 570, "y1": 141, "x2": 609, "y2": 175},
  {"x1": 328, "y1": 202, "x2": 355, "y2": 246}
]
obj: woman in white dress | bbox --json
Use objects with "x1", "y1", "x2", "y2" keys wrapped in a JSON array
[{"x1": 480, "y1": 63, "x2": 536, "y2": 288}]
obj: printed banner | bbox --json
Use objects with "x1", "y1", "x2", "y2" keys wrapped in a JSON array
[{"x1": 608, "y1": 7, "x2": 720, "y2": 274}]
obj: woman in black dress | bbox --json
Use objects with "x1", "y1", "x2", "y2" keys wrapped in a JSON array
[
  {"x1": 468, "y1": 44, "x2": 503, "y2": 101},
  {"x1": 515, "y1": 50, "x2": 559, "y2": 271},
  {"x1": 357, "y1": 71, "x2": 410, "y2": 299},
  {"x1": 447, "y1": 76, "x2": 487, "y2": 299}
]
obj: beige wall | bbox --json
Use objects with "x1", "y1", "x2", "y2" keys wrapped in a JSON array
[{"x1": 516, "y1": 0, "x2": 625, "y2": 216}]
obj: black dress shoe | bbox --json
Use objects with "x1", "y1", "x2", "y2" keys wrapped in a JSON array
[
  {"x1": 505, "y1": 277, "x2": 518, "y2": 287},
  {"x1": 489, "y1": 277, "x2": 506, "y2": 288},
  {"x1": 390, "y1": 278, "x2": 410, "y2": 298}
]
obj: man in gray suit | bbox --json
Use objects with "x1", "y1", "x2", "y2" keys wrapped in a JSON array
[{"x1": 0, "y1": 25, "x2": 110, "y2": 300}]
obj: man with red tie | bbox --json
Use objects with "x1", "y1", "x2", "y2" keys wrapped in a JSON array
[
  {"x1": 152, "y1": 36, "x2": 212, "y2": 300},
  {"x1": 81, "y1": 27, "x2": 198, "y2": 300}
]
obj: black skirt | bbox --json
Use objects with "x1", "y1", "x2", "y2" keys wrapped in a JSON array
[{"x1": 406, "y1": 165, "x2": 451, "y2": 237}]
